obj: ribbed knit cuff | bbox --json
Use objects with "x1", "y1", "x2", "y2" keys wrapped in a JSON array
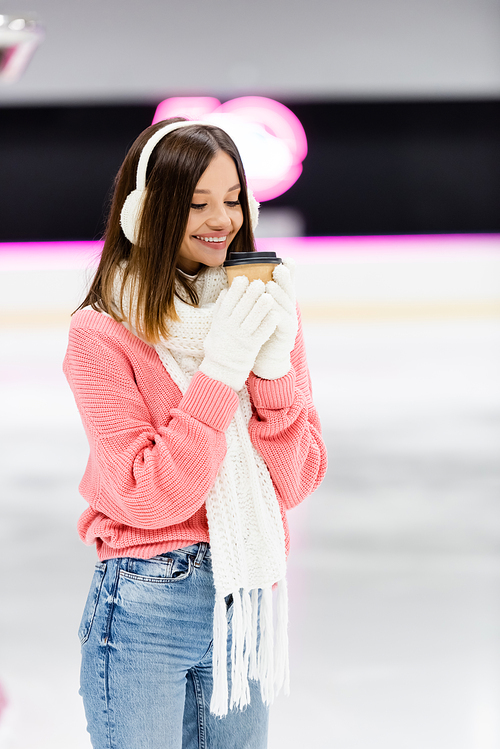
[
  {"x1": 179, "y1": 371, "x2": 239, "y2": 432},
  {"x1": 248, "y1": 369, "x2": 296, "y2": 410},
  {"x1": 252, "y1": 356, "x2": 291, "y2": 381}
]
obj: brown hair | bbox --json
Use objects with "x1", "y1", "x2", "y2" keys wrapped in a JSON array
[{"x1": 76, "y1": 117, "x2": 255, "y2": 342}]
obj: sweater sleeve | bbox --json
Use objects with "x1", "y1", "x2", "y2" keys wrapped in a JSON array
[
  {"x1": 63, "y1": 326, "x2": 239, "y2": 530},
  {"x1": 247, "y1": 307, "x2": 327, "y2": 511}
]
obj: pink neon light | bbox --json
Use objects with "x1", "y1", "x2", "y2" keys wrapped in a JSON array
[
  {"x1": 249, "y1": 164, "x2": 303, "y2": 203},
  {"x1": 215, "y1": 97, "x2": 307, "y2": 163},
  {"x1": 3, "y1": 236, "x2": 500, "y2": 256},
  {"x1": 153, "y1": 97, "x2": 221, "y2": 123},
  {"x1": 2, "y1": 236, "x2": 500, "y2": 272},
  {"x1": 151, "y1": 96, "x2": 307, "y2": 202},
  {"x1": 0, "y1": 681, "x2": 7, "y2": 723}
]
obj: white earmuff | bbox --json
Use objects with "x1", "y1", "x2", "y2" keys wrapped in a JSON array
[
  {"x1": 247, "y1": 190, "x2": 260, "y2": 232},
  {"x1": 119, "y1": 120, "x2": 259, "y2": 245},
  {"x1": 120, "y1": 189, "x2": 145, "y2": 245}
]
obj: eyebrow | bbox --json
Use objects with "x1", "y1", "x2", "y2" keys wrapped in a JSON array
[{"x1": 193, "y1": 183, "x2": 241, "y2": 194}]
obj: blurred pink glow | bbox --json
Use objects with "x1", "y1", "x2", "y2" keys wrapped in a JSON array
[
  {"x1": 2, "y1": 236, "x2": 500, "y2": 271},
  {"x1": 215, "y1": 97, "x2": 307, "y2": 163},
  {"x1": 152, "y1": 96, "x2": 307, "y2": 202},
  {"x1": 0, "y1": 681, "x2": 7, "y2": 721},
  {"x1": 153, "y1": 97, "x2": 221, "y2": 123},
  {"x1": 249, "y1": 163, "x2": 303, "y2": 203}
]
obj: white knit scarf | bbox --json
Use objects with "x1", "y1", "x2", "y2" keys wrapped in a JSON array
[{"x1": 112, "y1": 266, "x2": 289, "y2": 715}]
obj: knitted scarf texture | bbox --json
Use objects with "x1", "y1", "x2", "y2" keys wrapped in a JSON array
[{"x1": 112, "y1": 265, "x2": 289, "y2": 715}]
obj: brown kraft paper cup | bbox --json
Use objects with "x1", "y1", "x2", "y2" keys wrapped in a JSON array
[{"x1": 226, "y1": 262, "x2": 279, "y2": 286}]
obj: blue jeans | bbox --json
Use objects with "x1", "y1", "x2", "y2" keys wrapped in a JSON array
[{"x1": 79, "y1": 544, "x2": 269, "y2": 749}]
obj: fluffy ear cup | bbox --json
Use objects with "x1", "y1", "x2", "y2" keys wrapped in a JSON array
[
  {"x1": 247, "y1": 189, "x2": 260, "y2": 232},
  {"x1": 120, "y1": 188, "x2": 145, "y2": 245}
]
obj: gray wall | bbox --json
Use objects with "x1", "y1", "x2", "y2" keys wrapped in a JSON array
[{"x1": 1, "y1": 0, "x2": 500, "y2": 104}]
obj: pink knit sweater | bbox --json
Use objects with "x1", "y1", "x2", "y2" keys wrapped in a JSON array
[{"x1": 63, "y1": 308, "x2": 327, "y2": 561}]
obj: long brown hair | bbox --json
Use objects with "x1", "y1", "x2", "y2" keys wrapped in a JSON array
[{"x1": 76, "y1": 117, "x2": 255, "y2": 342}]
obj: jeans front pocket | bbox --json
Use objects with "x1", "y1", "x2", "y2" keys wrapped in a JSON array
[
  {"x1": 78, "y1": 562, "x2": 106, "y2": 645},
  {"x1": 121, "y1": 552, "x2": 193, "y2": 584},
  {"x1": 116, "y1": 554, "x2": 197, "y2": 619}
]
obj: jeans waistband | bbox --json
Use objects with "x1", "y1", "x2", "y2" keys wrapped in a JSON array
[{"x1": 173, "y1": 542, "x2": 210, "y2": 568}]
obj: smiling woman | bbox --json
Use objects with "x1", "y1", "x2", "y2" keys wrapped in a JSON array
[
  {"x1": 63, "y1": 117, "x2": 327, "y2": 749},
  {"x1": 178, "y1": 151, "x2": 244, "y2": 274},
  {"x1": 76, "y1": 118, "x2": 256, "y2": 343}
]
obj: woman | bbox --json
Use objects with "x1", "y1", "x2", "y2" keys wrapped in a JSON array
[{"x1": 64, "y1": 117, "x2": 327, "y2": 749}]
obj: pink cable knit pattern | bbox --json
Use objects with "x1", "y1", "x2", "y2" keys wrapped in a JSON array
[{"x1": 63, "y1": 307, "x2": 327, "y2": 561}]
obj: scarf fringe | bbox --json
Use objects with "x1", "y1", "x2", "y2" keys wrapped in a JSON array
[
  {"x1": 258, "y1": 587, "x2": 274, "y2": 705},
  {"x1": 210, "y1": 582, "x2": 290, "y2": 717},
  {"x1": 210, "y1": 595, "x2": 229, "y2": 716},
  {"x1": 249, "y1": 588, "x2": 259, "y2": 680}
]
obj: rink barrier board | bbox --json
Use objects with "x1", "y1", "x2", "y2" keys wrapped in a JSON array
[
  {"x1": 1, "y1": 235, "x2": 499, "y2": 327},
  {"x1": 2, "y1": 302, "x2": 500, "y2": 329}
]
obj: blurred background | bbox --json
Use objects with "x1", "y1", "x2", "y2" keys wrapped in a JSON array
[{"x1": 1, "y1": 1, "x2": 500, "y2": 747}]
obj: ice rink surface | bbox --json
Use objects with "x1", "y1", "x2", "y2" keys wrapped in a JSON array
[{"x1": 1, "y1": 238, "x2": 499, "y2": 748}]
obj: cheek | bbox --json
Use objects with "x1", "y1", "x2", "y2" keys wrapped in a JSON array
[{"x1": 184, "y1": 215, "x2": 199, "y2": 241}]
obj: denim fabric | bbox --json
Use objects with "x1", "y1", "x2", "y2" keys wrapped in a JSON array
[{"x1": 79, "y1": 544, "x2": 269, "y2": 749}]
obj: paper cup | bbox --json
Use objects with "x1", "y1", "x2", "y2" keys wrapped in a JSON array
[{"x1": 226, "y1": 262, "x2": 279, "y2": 286}]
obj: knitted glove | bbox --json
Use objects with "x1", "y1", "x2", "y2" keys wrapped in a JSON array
[
  {"x1": 199, "y1": 275, "x2": 280, "y2": 391},
  {"x1": 252, "y1": 259, "x2": 298, "y2": 380}
]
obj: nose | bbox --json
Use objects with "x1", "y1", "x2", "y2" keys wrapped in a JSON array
[{"x1": 206, "y1": 201, "x2": 232, "y2": 229}]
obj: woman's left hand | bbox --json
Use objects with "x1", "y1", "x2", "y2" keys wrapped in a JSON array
[{"x1": 252, "y1": 259, "x2": 298, "y2": 380}]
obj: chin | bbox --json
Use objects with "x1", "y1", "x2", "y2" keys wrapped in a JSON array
[{"x1": 204, "y1": 259, "x2": 226, "y2": 268}]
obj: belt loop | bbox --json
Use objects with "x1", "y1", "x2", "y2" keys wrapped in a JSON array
[{"x1": 193, "y1": 542, "x2": 208, "y2": 568}]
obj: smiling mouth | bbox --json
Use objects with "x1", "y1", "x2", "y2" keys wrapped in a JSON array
[{"x1": 194, "y1": 235, "x2": 228, "y2": 243}]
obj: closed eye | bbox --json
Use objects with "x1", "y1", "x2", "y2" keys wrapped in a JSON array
[{"x1": 190, "y1": 200, "x2": 241, "y2": 210}]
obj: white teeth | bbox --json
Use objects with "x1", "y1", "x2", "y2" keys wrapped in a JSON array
[{"x1": 195, "y1": 236, "x2": 227, "y2": 243}]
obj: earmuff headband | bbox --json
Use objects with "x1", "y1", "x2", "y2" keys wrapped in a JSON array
[{"x1": 134, "y1": 120, "x2": 207, "y2": 192}]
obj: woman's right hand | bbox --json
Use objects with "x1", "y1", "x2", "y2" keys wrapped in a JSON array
[{"x1": 199, "y1": 276, "x2": 280, "y2": 391}]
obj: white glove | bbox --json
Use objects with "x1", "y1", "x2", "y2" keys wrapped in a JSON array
[
  {"x1": 199, "y1": 275, "x2": 280, "y2": 391},
  {"x1": 252, "y1": 259, "x2": 298, "y2": 380}
]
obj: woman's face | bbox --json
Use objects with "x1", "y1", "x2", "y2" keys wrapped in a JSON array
[{"x1": 177, "y1": 150, "x2": 244, "y2": 274}]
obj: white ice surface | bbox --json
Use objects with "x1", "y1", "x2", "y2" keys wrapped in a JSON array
[{"x1": 0, "y1": 249, "x2": 499, "y2": 748}]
